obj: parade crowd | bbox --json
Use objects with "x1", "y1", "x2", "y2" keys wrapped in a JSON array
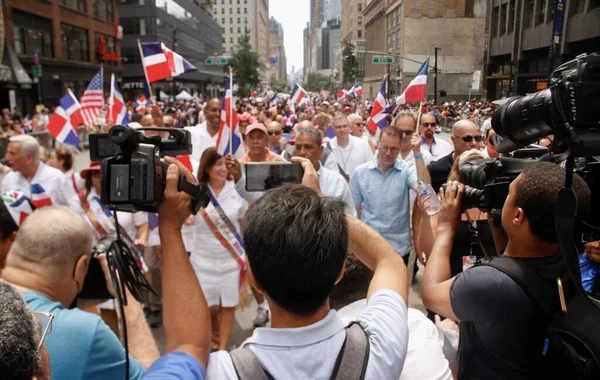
[{"x1": 0, "y1": 93, "x2": 598, "y2": 380}]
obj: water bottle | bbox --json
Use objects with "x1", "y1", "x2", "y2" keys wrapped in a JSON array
[{"x1": 417, "y1": 179, "x2": 441, "y2": 216}]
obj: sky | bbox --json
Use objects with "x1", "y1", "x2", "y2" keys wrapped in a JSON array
[{"x1": 269, "y1": 0, "x2": 310, "y2": 75}]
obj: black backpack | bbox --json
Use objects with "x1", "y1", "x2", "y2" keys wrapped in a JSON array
[{"x1": 478, "y1": 256, "x2": 600, "y2": 379}]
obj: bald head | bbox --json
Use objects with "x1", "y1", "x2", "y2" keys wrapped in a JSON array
[
  {"x1": 297, "y1": 120, "x2": 314, "y2": 129},
  {"x1": 451, "y1": 119, "x2": 482, "y2": 157},
  {"x1": 140, "y1": 114, "x2": 154, "y2": 127}
]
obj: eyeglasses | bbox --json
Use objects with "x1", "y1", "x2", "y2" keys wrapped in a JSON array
[
  {"x1": 489, "y1": 134, "x2": 503, "y2": 147},
  {"x1": 379, "y1": 145, "x2": 401, "y2": 153},
  {"x1": 454, "y1": 135, "x2": 483, "y2": 143},
  {"x1": 334, "y1": 124, "x2": 350, "y2": 130},
  {"x1": 33, "y1": 311, "x2": 54, "y2": 350},
  {"x1": 398, "y1": 129, "x2": 414, "y2": 136},
  {"x1": 421, "y1": 122, "x2": 438, "y2": 128},
  {"x1": 267, "y1": 131, "x2": 281, "y2": 136}
]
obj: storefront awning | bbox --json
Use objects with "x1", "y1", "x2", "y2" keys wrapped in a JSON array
[{"x1": 2, "y1": 42, "x2": 32, "y2": 85}]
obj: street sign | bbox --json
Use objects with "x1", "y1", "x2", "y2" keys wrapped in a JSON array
[
  {"x1": 205, "y1": 57, "x2": 228, "y2": 65},
  {"x1": 32, "y1": 65, "x2": 42, "y2": 78},
  {"x1": 372, "y1": 57, "x2": 393, "y2": 64}
]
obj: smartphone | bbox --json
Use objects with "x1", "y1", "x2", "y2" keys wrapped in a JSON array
[{"x1": 244, "y1": 162, "x2": 304, "y2": 192}]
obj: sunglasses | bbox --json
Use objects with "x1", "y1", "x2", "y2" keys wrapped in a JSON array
[
  {"x1": 454, "y1": 135, "x2": 483, "y2": 143},
  {"x1": 268, "y1": 131, "x2": 281, "y2": 136},
  {"x1": 421, "y1": 122, "x2": 438, "y2": 127},
  {"x1": 398, "y1": 129, "x2": 414, "y2": 136},
  {"x1": 489, "y1": 134, "x2": 503, "y2": 147}
]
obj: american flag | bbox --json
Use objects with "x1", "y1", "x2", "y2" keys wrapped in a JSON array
[{"x1": 80, "y1": 70, "x2": 104, "y2": 129}]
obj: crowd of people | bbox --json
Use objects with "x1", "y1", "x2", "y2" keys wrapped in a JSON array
[{"x1": 0, "y1": 92, "x2": 598, "y2": 380}]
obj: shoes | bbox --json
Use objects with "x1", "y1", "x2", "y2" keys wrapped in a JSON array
[
  {"x1": 147, "y1": 310, "x2": 162, "y2": 328},
  {"x1": 253, "y1": 308, "x2": 270, "y2": 327}
]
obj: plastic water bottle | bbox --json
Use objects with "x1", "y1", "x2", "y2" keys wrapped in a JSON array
[{"x1": 417, "y1": 179, "x2": 441, "y2": 216}]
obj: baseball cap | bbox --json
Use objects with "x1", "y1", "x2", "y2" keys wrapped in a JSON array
[
  {"x1": 245, "y1": 123, "x2": 268, "y2": 137},
  {"x1": 239, "y1": 112, "x2": 252, "y2": 121}
]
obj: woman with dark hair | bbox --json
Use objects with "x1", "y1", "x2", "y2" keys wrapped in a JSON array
[{"x1": 191, "y1": 147, "x2": 247, "y2": 351}]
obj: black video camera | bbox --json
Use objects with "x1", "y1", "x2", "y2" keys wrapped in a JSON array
[{"x1": 89, "y1": 125, "x2": 210, "y2": 214}]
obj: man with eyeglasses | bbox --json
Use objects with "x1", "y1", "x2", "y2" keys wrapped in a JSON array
[
  {"x1": 266, "y1": 121, "x2": 284, "y2": 155},
  {"x1": 350, "y1": 127, "x2": 420, "y2": 266},
  {"x1": 419, "y1": 113, "x2": 453, "y2": 162},
  {"x1": 427, "y1": 120, "x2": 483, "y2": 193},
  {"x1": 328, "y1": 113, "x2": 374, "y2": 181}
]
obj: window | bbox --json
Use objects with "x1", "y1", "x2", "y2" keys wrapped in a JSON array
[
  {"x1": 221, "y1": 8, "x2": 225, "y2": 14},
  {"x1": 358, "y1": 3, "x2": 362, "y2": 12},
  {"x1": 230, "y1": 37, "x2": 233, "y2": 43},
  {"x1": 229, "y1": 0, "x2": 232, "y2": 3},
  {"x1": 244, "y1": 7, "x2": 247, "y2": 13},
  {"x1": 221, "y1": 0, "x2": 224, "y2": 4},
  {"x1": 230, "y1": 17, "x2": 233, "y2": 23},
  {"x1": 238, "y1": 17, "x2": 241, "y2": 23},
  {"x1": 500, "y1": 4, "x2": 507, "y2": 35},
  {"x1": 491, "y1": 6, "x2": 499, "y2": 37},
  {"x1": 11, "y1": 10, "x2": 54, "y2": 58},
  {"x1": 229, "y1": 7, "x2": 232, "y2": 13},
  {"x1": 244, "y1": 17, "x2": 247, "y2": 23},
  {"x1": 508, "y1": 0, "x2": 516, "y2": 34},
  {"x1": 523, "y1": 0, "x2": 535, "y2": 29},
  {"x1": 121, "y1": 47, "x2": 141, "y2": 63},
  {"x1": 237, "y1": 8, "x2": 240, "y2": 14},
  {"x1": 357, "y1": 16, "x2": 362, "y2": 25},
  {"x1": 357, "y1": 30, "x2": 362, "y2": 38},
  {"x1": 387, "y1": 35, "x2": 391, "y2": 51},
  {"x1": 61, "y1": 23, "x2": 89, "y2": 62},
  {"x1": 60, "y1": 0, "x2": 87, "y2": 13},
  {"x1": 591, "y1": 0, "x2": 600, "y2": 10},
  {"x1": 93, "y1": 0, "x2": 114, "y2": 22},
  {"x1": 230, "y1": 27, "x2": 233, "y2": 33},
  {"x1": 222, "y1": 37, "x2": 226, "y2": 43},
  {"x1": 222, "y1": 18, "x2": 225, "y2": 24},
  {"x1": 122, "y1": 18, "x2": 154, "y2": 35},
  {"x1": 237, "y1": 27, "x2": 241, "y2": 33},
  {"x1": 537, "y1": 0, "x2": 547, "y2": 26}
]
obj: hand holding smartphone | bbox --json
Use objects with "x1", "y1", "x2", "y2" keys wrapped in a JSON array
[{"x1": 244, "y1": 162, "x2": 304, "y2": 191}]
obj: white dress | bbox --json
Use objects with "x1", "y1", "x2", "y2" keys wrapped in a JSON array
[{"x1": 190, "y1": 181, "x2": 247, "y2": 307}]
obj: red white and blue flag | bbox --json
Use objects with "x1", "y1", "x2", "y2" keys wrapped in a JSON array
[
  {"x1": 348, "y1": 82, "x2": 363, "y2": 98},
  {"x1": 216, "y1": 73, "x2": 245, "y2": 158},
  {"x1": 366, "y1": 75, "x2": 389, "y2": 134},
  {"x1": 135, "y1": 95, "x2": 148, "y2": 113},
  {"x1": 139, "y1": 42, "x2": 197, "y2": 83},
  {"x1": 337, "y1": 87, "x2": 348, "y2": 100},
  {"x1": 396, "y1": 59, "x2": 429, "y2": 105},
  {"x1": 47, "y1": 89, "x2": 83, "y2": 147},
  {"x1": 80, "y1": 70, "x2": 104, "y2": 130},
  {"x1": 1, "y1": 190, "x2": 35, "y2": 226},
  {"x1": 30, "y1": 184, "x2": 53, "y2": 208},
  {"x1": 290, "y1": 83, "x2": 308, "y2": 105},
  {"x1": 23, "y1": 115, "x2": 33, "y2": 133},
  {"x1": 268, "y1": 93, "x2": 278, "y2": 108},
  {"x1": 107, "y1": 74, "x2": 130, "y2": 125}
]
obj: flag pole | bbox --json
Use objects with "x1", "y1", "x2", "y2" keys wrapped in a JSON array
[
  {"x1": 108, "y1": 73, "x2": 115, "y2": 123},
  {"x1": 137, "y1": 39, "x2": 154, "y2": 101},
  {"x1": 229, "y1": 66, "x2": 233, "y2": 155},
  {"x1": 415, "y1": 101, "x2": 424, "y2": 136}
]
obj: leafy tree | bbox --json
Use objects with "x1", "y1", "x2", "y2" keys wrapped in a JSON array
[
  {"x1": 228, "y1": 29, "x2": 262, "y2": 97},
  {"x1": 269, "y1": 77, "x2": 288, "y2": 93},
  {"x1": 305, "y1": 72, "x2": 332, "y2": 92},
  {"x1": 342, "y1": 40, "x2": 359, "y2": 86}
]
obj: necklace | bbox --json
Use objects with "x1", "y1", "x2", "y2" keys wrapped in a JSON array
[{"x1": 336, "y1": 138, "x2": 355, "y2": 172}]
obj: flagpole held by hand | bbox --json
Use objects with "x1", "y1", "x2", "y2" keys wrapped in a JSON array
[
  {"x1": 229, "y1": 67, "x2": 233, "y2": 155},
  {"x1": 137, "y1": 38, "x2": 154, "y2": 101},
  {"x1": 415, "y1": 101, "x2": 424, "y2": 136}
]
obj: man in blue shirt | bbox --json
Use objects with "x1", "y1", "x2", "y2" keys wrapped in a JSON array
[{"x1": 350, "y1": 126, "x2": 419, "y2": 263}]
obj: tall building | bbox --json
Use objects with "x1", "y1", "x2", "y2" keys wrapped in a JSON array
[
  {"x1": 340, "y1": 0, "x2": 366, "y2": 81},
  {"x1": 486, "y1": 0, "x2": 600, "y2": 99},
  {"x1": 363, "y1": 0, "x2": 387, "y2": 99},
  {"x1": 210, "y1": 0, "x2": 269, "y2": 81},
  {"x1": 303, "y1": 24, "x2": 309, "y2": 79},
  {"x1": 120, "y1": 0, "x2": 223, "y2": 99},
  {"x1": 383, "y1": 0, "x2": 488, "y2": 100},
  {"x1": 323, "y1": 0, "x2": 341, "y2": 21},
  {"x1": 1, "y1": 0, "x2": 122, "y2": 110},
  {"x1": 268, "y1": 17, "x2": 287, "y2": 82}
]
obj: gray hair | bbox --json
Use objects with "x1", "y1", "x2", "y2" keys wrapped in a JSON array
[
  {"x1": 347, "y1": 114, "x2": 362, "y2": 124},
  {"x1": 392, "y1": 111, "x2": 418, "y2": 130},
  {"x1": 7, "y1": 206, "x2": 94, "y2": 280},
  {"x1": 9, "y1": 135, "x2": 40, "y2": 162},
  {"x1": 0, "y1": 281, "x2": 40, "y2": 380},
  {"x1": 296, "y1": 126, "x2": 322, "y2": 146}
]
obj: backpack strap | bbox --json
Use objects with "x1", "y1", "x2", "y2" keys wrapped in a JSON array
[
  {"x1": 477, "y1": 256, "x2": 558, "y2": 317},
  {"x1": 230, "y1": 348, "x2": 273, "y2": 380},
  {"x1": 320, "y1": 147, "x2": 332, "y2": 166},
  {"x1": 330, "y1": 322, "x2": 370, "y2": 380}
]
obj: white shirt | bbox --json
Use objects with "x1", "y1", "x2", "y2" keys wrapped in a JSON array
[
  {"x1": 339, "y1": 300, "x2": 458, "y2": 380},
  {"x1": 364, "y1": 128, "x2": 381, "y2": 149},
  {"x1": 186, "y1": 122, "x2": 219, "y2": 163},
  {"x1": 420, "y1": 137, "x2": 453, "y2": 162},
  {"x1": 328, "y1": 135, "x2": 374, "y2": 179},
  {"x1": 206, "y1": 290, "x2": 408, "y2": 380},
  {"x1": 318, "y1": 164, "x2": 356, "y2": 216},
  {"x1": 2, "y1": 163, "x2": 81, "y2": 211}
]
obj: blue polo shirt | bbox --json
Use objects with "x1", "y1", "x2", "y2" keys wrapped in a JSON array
[
  {"x1": 350, "y1": 157, "x2": 417, "y2": 255},
  {"x1": 143, "y1": 352, "x2": 204, "y2": 380}
]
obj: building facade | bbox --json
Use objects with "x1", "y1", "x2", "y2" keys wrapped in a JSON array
[
  {"x1": 2, "y1": 0, "x2": 122, "y2": 111},
  {"x1": 340, "y1": 0, "x2": 366, "y2": 81},
  {"x1": 210, "y1": 0, "x2": 269, "y2": 82},
  {"x1": 120, "y1": 0, "x2": 223, "y2": 100},
  {"x1": 486, "y1": 0, "x2": 600, "y2": 99},
  {"x1": 268, "y1": 16, "x2": 287, "y2": 82},
  {"x1": 363, "y1": 0, "x2": 386, "y2": 99}
]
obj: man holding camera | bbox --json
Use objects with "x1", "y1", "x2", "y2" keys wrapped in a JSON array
[
  {"x1": 2, "y1": 206, "x2": 160, "y2": 380},
  {"x1": 422, "y1": 162, "x2": 591, "y2": 379}
]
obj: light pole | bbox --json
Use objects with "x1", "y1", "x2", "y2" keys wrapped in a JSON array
[
  {"x1": 171, "y1": 25, "x2": 177, "y2": 102},
  {"x1": 434, "y1": 46, "x2": 441, "y2": 104}
]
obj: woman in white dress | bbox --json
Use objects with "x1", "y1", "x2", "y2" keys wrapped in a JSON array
[{"x1": 192, "y1": 147, "x2": 247, "y2": 351}]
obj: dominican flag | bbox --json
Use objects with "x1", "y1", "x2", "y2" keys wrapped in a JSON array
[
  {"x1": 348, "y1": 82, "x2": 363, "y2": 98},
  {"x1": 47, "y1": 90, "x2": 83, "y2": 147},
  {"x1": 396, "y1": 59, "x2": 429, "y2": 105},
  {"x1": 135, "y1": 95, "x2": 148, "y2": 113},
  {"x1": 23, "y1": 115, "x2": 33, "y2": 133},
  {"x1": 216, "y1": 73, "x2": 245, "y2": 158},
  {"x1": 384, "y1": 99, "x2": 398, "y2": 115},
  {"x1": 139, "y1": 41, "x2": 197, "y2": 83},
  {"x1": 290, "y1": 83, "x2": 307, "y2": 105},
  {"x1": 366, "y1": 76, "x2": 389, "y2": 134},
  {"x1": 107, "y1": 74, "x2": 130, "y2": 125},
  {"x1": 268, "y1": 93, "x2": 278, "y2": 107},
  {"x1": 30, "y1": 184, "x2": 53, "y2": 208},
  {"x1": 1, "y1": 190, "x2": 35, "y2": 226},
  {"x1": 337, "y1": 87, "x2": 348, "y2": 100}
]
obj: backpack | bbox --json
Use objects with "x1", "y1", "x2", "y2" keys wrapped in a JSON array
[
  {"x1": 478, "y1": 255, "x2": 600, "y2": 379},
  {"x1": 229, "y1": 322, "x2": 370, "y2": 380}
]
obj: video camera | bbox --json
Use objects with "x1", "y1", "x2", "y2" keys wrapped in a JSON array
[
  {"x1": 454, "y1": 53, "x2": 600, "y2": 225},
  {"x1": 89, "y1": 124, "x2": 210, "y2": 214}
]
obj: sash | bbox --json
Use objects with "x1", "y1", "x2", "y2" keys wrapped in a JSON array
[{"x1": 199, "y1": 186, "x2": 247, "y2": 293}]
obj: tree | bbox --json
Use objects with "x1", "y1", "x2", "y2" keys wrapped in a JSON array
[
  {"x1": 305, "y1": 72, "x2": 332, "y2": 93},
  {"x1": 269, "y1": 77, "x2": 288, "y2": 93},
  {"x1": 228, "y1": 29, "x2": 262, "y2": 97},
  {"x1": 342, "y1": 40, "x2": 359, "y2": 86}
]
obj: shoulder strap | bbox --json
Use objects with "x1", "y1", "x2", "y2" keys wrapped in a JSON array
[
  {"x1": 320, "y1": 148, "x2": 331, "y2": 165},
  {"x1": 230, "y1": 348, "x2": 273, "y2": 380},
  {"x1": 478, "y1": 256, "x2": 557, "y2": 317},
  {"x1": 330, "y1": 322, "x2": 370, "y2": 380}
]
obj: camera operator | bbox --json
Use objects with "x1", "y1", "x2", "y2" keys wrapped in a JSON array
[
  {"x1": 421, "y1": 162, "x2": 591, "y2": 379},
  {"x1": 2, "y1": 206, "x2": 160, "y2": 380}
]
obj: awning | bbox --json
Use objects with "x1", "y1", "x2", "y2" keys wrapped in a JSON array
[{"x1": 2, "y1": 42, "x2": 32, "y2": 85}]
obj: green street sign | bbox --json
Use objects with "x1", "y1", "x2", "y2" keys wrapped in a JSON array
[
  {"x1": 205, "y1": 57, "x2": 228, "y2": 65},
  {"x1": 32, "y1": 65, "x2": 42, "y2": 78},
  {"x1": 372, "y1": 57, "x2": 393, "y2": 64}
]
